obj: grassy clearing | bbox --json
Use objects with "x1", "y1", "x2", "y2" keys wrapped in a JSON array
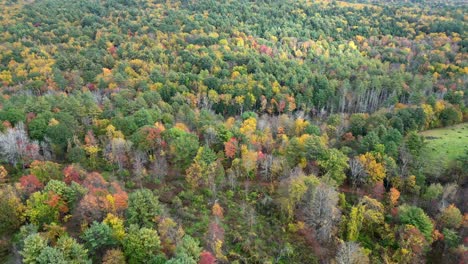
[{"x1": 420, "y1": 123, "x2": 468, "y2": 167}]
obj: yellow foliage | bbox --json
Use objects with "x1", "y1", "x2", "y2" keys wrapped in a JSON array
[
  {"x1": 0, "y1": 70, "x2": 12, "y2": 85},
  {"x1": 421, "y1": 104, "x2": 435, "y2": 129},
  {"x1": 105, "y1": 125, "x2": 125, "y2": 139},
  {"x1": 358, "y1": 152, "x2": 386, "y2": 183},
  {"x1": 174, "y1": 122, "x2": 189, "y2": 132},
  {"x1": 434, "y1": 100, "x2": 445, "y2": 113},
  {"x1": 48, "y1": 118, "x2": 60, "y2": 126},
  {"x1": 239, "y1": 117, "x2": 257, "y2": 136},
  {"x1": 103, "y1": 213, "x2": 126, "y2": 240},
  {"x1": 84, "y1": 145, "x2": 100, "y2": 155}
]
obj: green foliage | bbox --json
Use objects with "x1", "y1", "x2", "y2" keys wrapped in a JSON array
[
  {"x1": 164, "y1": 128, "x2": 200, "y2": 170},
  {"x1": 56, "y1": 236, "x2": 90, "y2": 264},
  {"x1": 442, "y1": 228, "x2": 460, "y2": 248},
  {"x1": 438, "y1": 205, "x2": 463, "y2": 229},
  {"x1": 0, "y1": 186, "x2": 25, "y2": 236},
  {"x1": 81, "y1": 222, "x2": 118, "y2": 255},
  {"x1": 346, "y1": 205, "x2": 365, "y2": 241},
  {"x1": 25, "y1": 191, "x2": 60, "y2": 228},
  {"x1": 0, "y1": 0, "x2": 465, "y2": 263},
  {"x1": 422, "y1": 183, "x2": 443, "y2": 200},
  {"x1": 398, "y1": 205, "x2": 434, "y2": 241},
  {"x1": 37, "y1": 247, "x2": 67, "y2": 264},
  {"x1": 174, "y1": 235, "x2": 202, "y2": 262},
  {"x1": 20, "y1": 233, "x2": 48, "y2": 264},
  {"x1": 123, "y1": 225, "x2": 161, "y2": 264},
  {"x1": 318, "y1": 148, "x2": 349, "y2": 186},
  {"x1": 44, "y1": 180, "x2": 81, "y2": 205},
  {"x1": 126, "y1": 189, "x2": 162, "y2": 228}
]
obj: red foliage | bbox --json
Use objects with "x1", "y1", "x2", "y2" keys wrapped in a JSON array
[
  {"x1": 2, "y1": 121, "x2": 11, "y2": 129},
  {"x1": 208, "y1": 221, "x2": 224, "y2": 242},
  {"x1": 108, "y1": 46, "x2": 117, "y2": 55},
  {"x1": 26, "y1": 112, "x2": 37, "y2": 123},
  {"x1": 63, "y1": 165, "x2": 83, "y2": 185},
  {"x1": 47, "y1": 193, "x2": 60, "y2": 207},
  {"x1": 199, "y1": 251, "x2": 216, "y2": 264},
  {"x1": 19, "y1": 174, "x2": 43, "y2": 194},
  {"x1": 78, "y1": 173, "x2": 128, "y2": 222},
  {"x1": 257, "y1": 150, "x2": 266, "y2": 161},
  {"x1": 84, "y1": 130, "x2": 97, "y2": 146},
  {"x1": 259, "y1": 45, "x2": 273, "y2": 56},
  {"x1": 372, "y1": 181, "x2": 385, "y2": 200},
  {"x1": 83, "y1": 172, "x2": 107, "y2": 190},
  {"x1": 278, "y1": 100, "x2": 286, "y2": 113},
  {"x1": 224, "y1": 138, "x2": 238, "y2": 159},
  {"x1": 110, "y1": 182, "x2": 128, "y2": 212},
  {"x1": 143, "y1": 127, "x2": 165, "y2": 150},
  {"x1": 343, "y1": 132, "x2": 355, "y2": 141}
]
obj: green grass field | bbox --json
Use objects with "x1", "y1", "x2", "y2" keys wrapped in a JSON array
[{"x1": 420, "y1": 123, "x2": 468, "y2": 167}]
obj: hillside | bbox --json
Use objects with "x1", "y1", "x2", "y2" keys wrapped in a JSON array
[{"x1": 0, "y1": 0, "x2": 466, "y2": 263}]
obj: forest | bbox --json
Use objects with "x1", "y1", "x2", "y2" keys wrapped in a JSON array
[{"x1": 0, "y1": 0, "x2": 466, "y2": 263}]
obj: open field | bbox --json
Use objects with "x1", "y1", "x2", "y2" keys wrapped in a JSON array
[{"x1": 420, "y1": 123, "x2": 468, "y2": 167}]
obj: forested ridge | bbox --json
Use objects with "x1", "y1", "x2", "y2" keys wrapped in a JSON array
[{"x1": 0, "y1": 0, "x2": 466, "y2": 263}]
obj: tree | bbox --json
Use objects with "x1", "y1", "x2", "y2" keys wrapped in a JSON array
[
  {"x1": 438, "y1": 107, "x2": 462, "y2": 126},
  {"x1": 63, "y1": 165, "x2": 85, "y2": 185},
  {"x1": 126, "y1": 189, "x2": 161, "y2": 228},
  {"x1": 25, "y1": 191, "x2": 61, "y2": 228},
  {"x1": 388, "y1": 187, "x2": 400, "y2": 207},
  {"x1": 224, "y1": 137, "x2": 238, "y2": 159},
  {"x1": 393, "y1": 225, "x2": 429, "y2": 264},
  {"x1": 56, "y1": 236, "x2": 90, "y2": 264},
  {"x1": 357, "y1": 152, "x2": 386, "y2": 183},
  {"x1": 398, "y1": 205, "x2": 434, "y2": 241},
  {"x1": 438, "y1": 204, "x2": 463, "y2": 229},
  {"x1": 0, "y1": 185, "x2": 25, "y2": 235},
  {"x1": 36, "y1": 247, "x2": 67, "y2": 264},
  {"x1": 106, "y1": 137, "x2": 132, "y2": 172},
  {"x1": 346, "y1": 205, "x2": 365, "y2": 241},
  {"x1": 0, "y1": 165, "x2": 8, "y2": 184},
  {"x1": 19, "y1": 174, "x2": 44, "y2": 195},
  {"x1": 198, "y1": 251, "x2": 216, "y2": 264},
  {"x1": 20, "y1": 233, "x2": 48, "y2": 264},
  {"x1": 123, "y1": 225, "x2": 161, "y2": 264},
  {"x1": 103, "y1": 213, "x2": 126, "y2": 241},
  {"x1": 77, "y1": 173, "x2": 127, "y2": 223},
  {"x1": 102, "y1": 249, "x2": 126, "y2": 264},
  {"x1": 349, "y1": 157, "x2": 367, "y2": 187},
  {"x1": 29, "y1": 160, "x2": 62, "y2": 184},
  {"x1": 158, "y1": 217, "x2": 184, "y2": 255},
  {"x1": 81, "y1": 222, "x2": 118, "y2": 256},
  {"x1": 0, "y1": 122, "x2": 40, "y2": 166},
  {"x1": 442, "y1": 228, "x2": 460, "y2": 249},
  {"x1": 422, "y1": 183, "x2": 443, "y2": 201},
  {"x1": 335, "y1": 241, "x2": 369, "y2": 264},
  {"x1": 318, "y1": 148, "x2": 349, "y2": 186},
  {"x1": 186, "y1": 162, "x2": 203, "y2": 189},
  {"x1": 304, "y1": 183, "x2": 341, "y2": 243},
  {"x1": 164, "y1": 128, "x2": 200, "y2": 170},
  {"x1": 171, "y1": 235, "x2": 201, "y2": 263}
]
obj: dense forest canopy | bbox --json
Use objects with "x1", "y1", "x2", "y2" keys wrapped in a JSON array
[{"x1": 0, "y1": 0, "x2": 466, "y2": 263}]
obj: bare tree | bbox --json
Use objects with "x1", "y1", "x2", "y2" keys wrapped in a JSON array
[
  {"x1": 105, "y1": 138, "x2": 132, "y2": 172},
  {"x1": 150, "y1": 154, "x2": 168, "y2": 182},
  {"x1": 439, "y1": 183, "x2": 458, "y2": 210},
  {"x1": 0, "y1": 123, "x2": 40, "y2": 167},
  {"x1": 304, "y1": 183, "x2": 341, "y2": 243},
  {"x1": 349, "y1": 157, "x2": 367, "y2": 187},
  {"x1": 133, "y1": 151, "x2": 147, "y2": 187},
  {"x1": 259, "y1": 153, "x2": 274, "y2": 182},
  {"x1": 335, "y1": 241, "x2": 369, "y2": 264}
]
